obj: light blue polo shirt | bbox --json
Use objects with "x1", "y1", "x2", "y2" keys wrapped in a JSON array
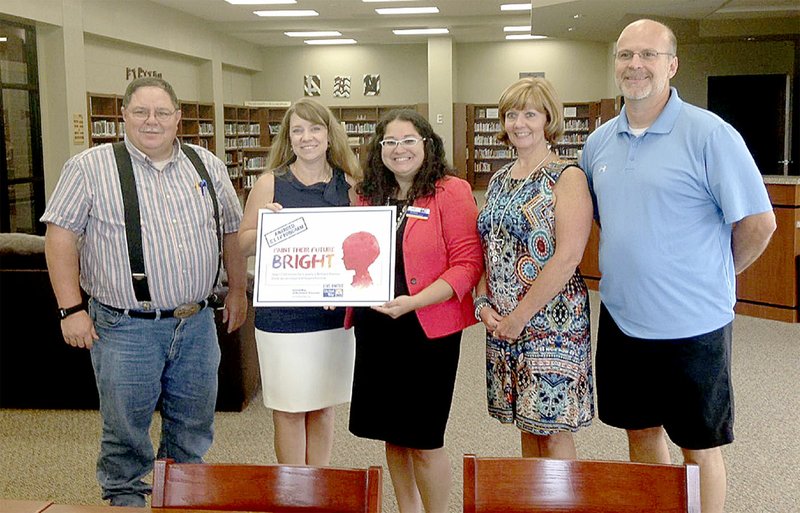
[{"x1": 579, "y1": 88, "x2": 772, "y2": 339}]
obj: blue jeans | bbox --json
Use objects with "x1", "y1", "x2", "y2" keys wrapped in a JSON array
[{"x1": 89, "y1": 299, "x2": 220, "y2": 506}]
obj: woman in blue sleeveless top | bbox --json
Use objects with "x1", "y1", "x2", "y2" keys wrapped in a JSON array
[{"x1": 239, "y1": 99, "x2": 360, "y2": 465}]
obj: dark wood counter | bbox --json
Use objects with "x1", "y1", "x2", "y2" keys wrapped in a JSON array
[{"x1": 579, "y1": 177, "x2": 800, "y2": 323}]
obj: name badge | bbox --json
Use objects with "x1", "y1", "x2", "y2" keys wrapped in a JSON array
[{"x1": 406, "y1": 206, "x2": 430, "y2": 220}]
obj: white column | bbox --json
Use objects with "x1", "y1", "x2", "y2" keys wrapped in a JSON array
[
  {"x1": 200, "y1": 57, "x2": 225, "y2": 160},
  {"x1": 427, "y1": 37, "x2": 454, "y2": 164},
  {"x1": 37, "y1": 0, "x2": 88, "y2": 197}
]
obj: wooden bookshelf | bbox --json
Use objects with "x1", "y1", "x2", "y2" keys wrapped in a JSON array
[
  {"x1": 223, "y1": 105, "x2": 287, "y2": 200},
  {"x1": 87, "y1": 93, "x2": 124, "y2": 145},
  {"x1": 329, "y1": 104, "x2": 427, "y2": 165},
  {"x1": 178, "y1": 100, "x2": 216, "y2": 152},
  {"x1": 221, "y1": 102, "x2": 427, "y2": 200},
  {"x1": 465, "y1": 100, "x2": 618, "y2": 189},
  {"x1": 87, "y1": 93, "x2": 216, "y2": 153},
  {"x1": 466, "y1": 104, "x2": 516, "y2": 190},
  {"x1": 555, "y1": 102, "x2": 596, "y2": 161}
]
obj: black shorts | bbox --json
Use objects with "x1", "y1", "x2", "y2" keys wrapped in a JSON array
[{"x1": 596, "y1": 303, "x2": 734, "y2": 450}]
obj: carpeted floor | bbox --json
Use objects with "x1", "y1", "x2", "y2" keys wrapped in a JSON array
[{"x1": 1, "y1": 292, "x2": 799, "y2": 512}]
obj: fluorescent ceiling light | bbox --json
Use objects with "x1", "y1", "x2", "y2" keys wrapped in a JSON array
[
  {"x1": 716, "y1": 5, "x2": 800, "y2": 13},
  {"x1": 504, "y1": 25, "x2": 532, "y2": 32},
  {"x1": 254, "y1": 9, "x2": 319, "y2": 16},
  {"x1": 501, "y1": 3, "x2": 532, "y2": 11},
  {"x1": 284, "y1": 31, "x2": 342, "y2": 37},
  {"x1": 393, "y1": 28, "x2": 449, "y2": 35},
  {"x1": 0, "y1": 37, "x2": 6, "y2": 42},
  {"x1": 226, "y1": 0, "x2": 296, "y2": 4},
  {"x1": 376, "y1": 7, "x2": 439, "y2": 15},
  {"x1": 506, "y1": 34, "x2": 548, "y2": 40},
  {"x1": 304, "y1": 38, "x2": 358, "y2": 45}
]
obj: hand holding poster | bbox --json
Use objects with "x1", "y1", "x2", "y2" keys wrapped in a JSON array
[{"x1": 253, "y1": 206, "x2": 396, "y2": 306}]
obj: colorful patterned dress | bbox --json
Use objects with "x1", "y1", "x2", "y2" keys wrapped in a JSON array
[{"x1": 477, "y1": 160, "x2": 593, "y2": 435}]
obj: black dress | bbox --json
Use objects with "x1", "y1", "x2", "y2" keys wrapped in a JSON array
[{"x1": 348, "y1": 200, "x2": 462, "y2": 450}]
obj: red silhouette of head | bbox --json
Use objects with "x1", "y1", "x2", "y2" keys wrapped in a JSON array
[{"x1": 342, "y1": 232, "x2": 381, "y2": 288}]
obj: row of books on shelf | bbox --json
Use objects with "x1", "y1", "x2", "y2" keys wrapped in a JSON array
[
  {"x1": 564, "y1": 119, "x2": 590, "y2": 131},
  {"x1": 474, "y1": 107, "x2": 500, "y2": 119},
  {"x1": 243, "y1": 174, "x2": 258, "y2": 190},
  {"x1": 474, "y1": 148, "x2": 517, "y2": 159},
  {"x1": 474, "y1": 162, "x2": 496, "y2": 174},
  {"x1": 556, "y1": 147, "x2": 582, "y2": 159},
  {"x1": 198, "y1": 123, "x2": 214, "y2": 136},
  {"x1": 244, "y1": 156, "x2": 268, "y2": 170},
  {"x1": 190, "y1": 138, "x2": 211, "y2": 150},
  {"x1": 558, "y1": 133, "x2": 588, "y2": 144},
  {"x1": 269, "y1": 123, "x2": 281, "y2": 135},
  {"x1": 92, "y1": 120, "x2": 123, "y2": 137},
  {"x1": 224, "y1": 137, "x2": 263, "y2": 149},
  {"x1": 224, "y1": 123, "x2": 261, "y2": 136},
  {"x1": 342, "y1": 122, "x2": 376, "y2": 134},
  {"x1": 227, "y1": 155, "x2": 269, "y2": 169},
  {"x1": 348, "y1": 135, "x2": 372, "y2": 146},
  {"x1": 474, "y1": 122, "x2": 502, "y2": 133},
  {"x1": 473, "y1": 135, "x2": 502, "y2": 146}
]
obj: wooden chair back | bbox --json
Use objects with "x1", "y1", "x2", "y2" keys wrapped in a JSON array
[
  {"x1": 463, "y1": 454, "x2": 700, "y2": 513},
  {"x1": 152, "y1": 458, "x2": 382, "y2": 512}
]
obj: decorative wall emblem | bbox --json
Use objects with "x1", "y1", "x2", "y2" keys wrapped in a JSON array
[
  {"x1": 363, "y1": 74, "x2": 380, "y2": 96},
  {"x1": 333, "y1": 75, "x2": 351, "y2": 98},
  {"x1": 304, "y1": 75, "x2": 321, "y2": 96}
]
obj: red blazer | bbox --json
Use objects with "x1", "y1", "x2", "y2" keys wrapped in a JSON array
[{"x1": 346, "y1": 176, "x2": 483, "y2": 338}]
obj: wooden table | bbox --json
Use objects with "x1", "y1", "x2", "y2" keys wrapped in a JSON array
[
  {"x1": 42, "y1": 506, "x2": 263, "y2": 513},
  {"x1": 0, "y1": 500, "x2": 53, "y2": 513}
]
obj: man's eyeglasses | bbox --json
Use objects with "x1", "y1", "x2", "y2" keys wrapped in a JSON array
[
  {"x1": 614, "y1": 49, "x2": 674, "y2": 62},
  {"x1": 128, "y1": 108, "x2": 178, "y2": 121},
  {"x1": 379, "y1": 137, "x2": 426, "y2": 149}
]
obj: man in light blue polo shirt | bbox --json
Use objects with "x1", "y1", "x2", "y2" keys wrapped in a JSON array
[{"x1": 580, "y1": 19, "x2": 775, "y2": 513}]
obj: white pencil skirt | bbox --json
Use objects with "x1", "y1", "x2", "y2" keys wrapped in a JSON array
[{"x1": 255, "y1": 327, "x2": 355, "y2": 413}]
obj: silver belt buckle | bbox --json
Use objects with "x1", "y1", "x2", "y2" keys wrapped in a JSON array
[{"x1": 174, "y1": 302, "x2": 201, "y2": 319}]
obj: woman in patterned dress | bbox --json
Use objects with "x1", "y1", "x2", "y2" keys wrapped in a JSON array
[{"x1": 475, "y1": 77, "x2": 594, "y2": 459}]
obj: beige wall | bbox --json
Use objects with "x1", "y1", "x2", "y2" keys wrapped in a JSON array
[
  {"x1": 84, "y1": 35, "x2": 204, "y2": 101},
  {"x1": 79, "y1": 0, "x2": 262, "y2": 72},
  {"x1": 455, "y1": 39, "x2": 613, "y2": 104},
  {"x1": 253, "y1": 44, "x2": 428, "y2": 106},
  {"x1": 673, "y1": 40, "x2": 796, "y2": 108},
  {"x1": 223, "y1": 65, "x2": 255, "y2": 105}
]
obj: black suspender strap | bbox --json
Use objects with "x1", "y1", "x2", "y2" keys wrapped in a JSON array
[
  {"x1": 181, "y1": 143, "x2": 223, "y2": 291},
  {"x1": 113, "y1": 142, "x2": 151, "y2": 302},
  {"x1": 112, "y1": 141, "x2": 223, "y2": 304}
]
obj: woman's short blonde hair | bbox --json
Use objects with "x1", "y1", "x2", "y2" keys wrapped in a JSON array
[{"x1": 496, "y1": 77, "x2": 564, "y2": 146}]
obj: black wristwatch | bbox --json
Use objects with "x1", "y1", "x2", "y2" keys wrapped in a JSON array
[{"x1": 59, "y1": 303, "x2": 85, "y2": 320}]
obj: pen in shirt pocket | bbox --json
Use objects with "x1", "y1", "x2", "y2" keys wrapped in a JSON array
[{"x1": 197, "y1": 179, "x2": 208, "y2": 197}]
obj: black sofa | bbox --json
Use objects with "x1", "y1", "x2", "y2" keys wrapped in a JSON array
[{"x1": 0, "y1": 233, "x2": 260, "y2": 412}]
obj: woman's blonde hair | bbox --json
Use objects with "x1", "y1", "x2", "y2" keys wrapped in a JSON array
[
  {"x1": 267, "y1": 98, "x2": 361, "y2": 179},
  {"x1": 496, "y1": 77, "x2": 564, "y2": 146}
]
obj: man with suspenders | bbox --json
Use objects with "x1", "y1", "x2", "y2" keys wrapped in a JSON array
[{"x1": 42, "y1": 77, "x2": 247, "y2": 506}]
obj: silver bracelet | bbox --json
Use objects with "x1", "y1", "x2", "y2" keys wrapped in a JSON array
[{"x1": 474, "y1": 295, "x2": 490, "y2": 321}]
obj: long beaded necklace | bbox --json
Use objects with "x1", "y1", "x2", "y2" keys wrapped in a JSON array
[
  {"x1": 488, "y1": 149, "x2": 552, "y2": 263},
  {"x1": 387, "y1": 197, "x2": 411, "y2": 231}
]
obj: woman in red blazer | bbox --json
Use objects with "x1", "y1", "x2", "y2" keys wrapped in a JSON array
[{"x1": 346, "y1": 109, "x2": 483, "y2": 513}]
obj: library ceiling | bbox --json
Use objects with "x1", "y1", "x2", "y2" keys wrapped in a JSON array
[{"x1": 147, "y1": 0, "x2": 799, "y2": 46}]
